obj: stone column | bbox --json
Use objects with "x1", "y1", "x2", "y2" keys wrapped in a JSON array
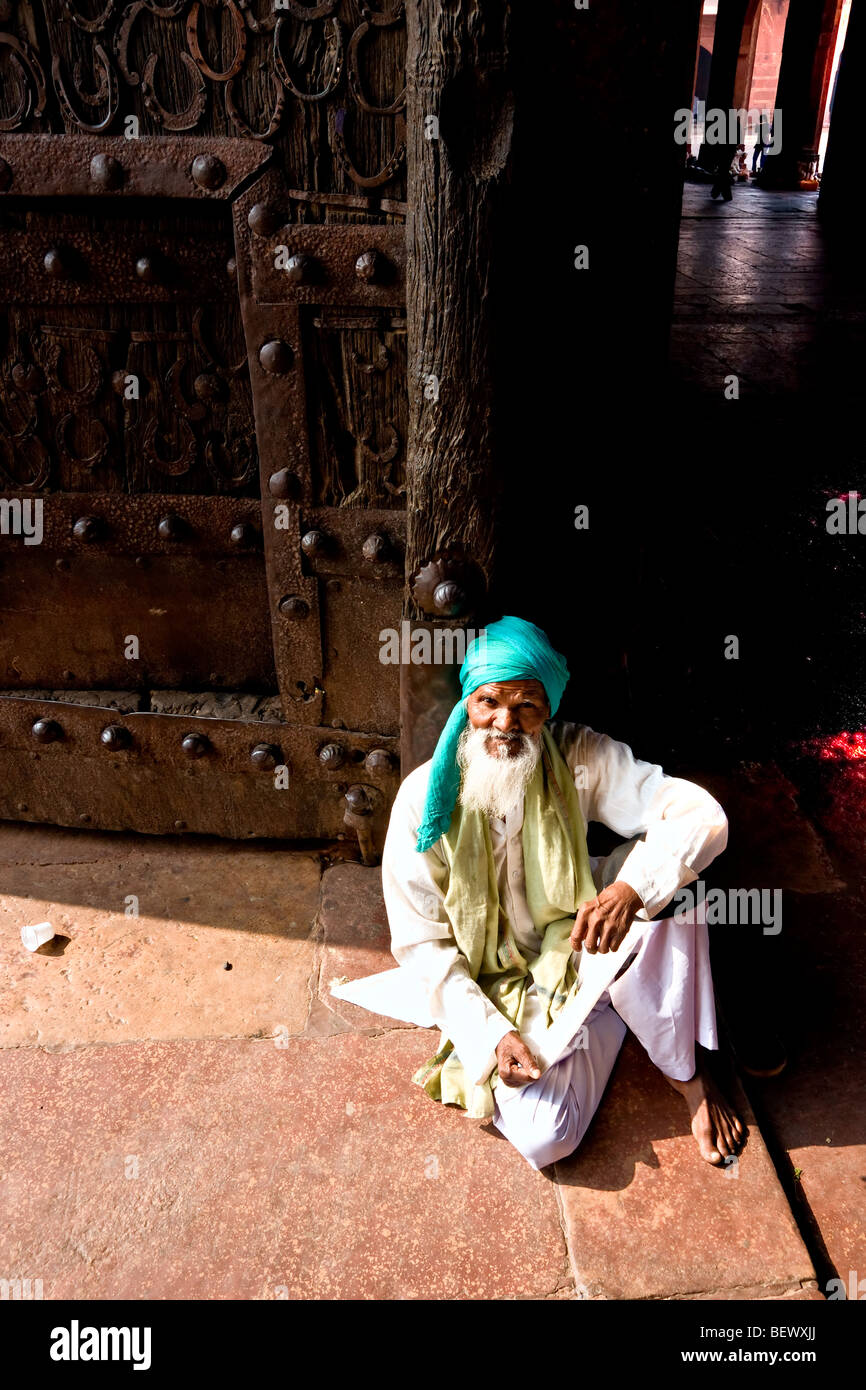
[
  {"x1": 698, "y1": 0, "x2": 752, "y2": 167},
  {"x1": 758, "y1": 0, "x2": 830, "y2": 186},
  {"x1": 818, "y1": 0, "x2": 865, "y2": 219},
  {"x1": 809, "y1": 0, "x2": 845, "y2": 155}
]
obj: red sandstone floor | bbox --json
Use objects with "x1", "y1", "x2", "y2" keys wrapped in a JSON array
[{"x1": 2, "y1": 748, "x2": 860, "y2": 1300}]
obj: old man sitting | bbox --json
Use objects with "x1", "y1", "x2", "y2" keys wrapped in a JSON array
[{"x1": 342, "y1": 616, "x2": 743, "y2": 1171}]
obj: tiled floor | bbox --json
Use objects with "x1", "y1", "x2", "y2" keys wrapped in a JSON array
[{"x1": 669, "y1": 182, "x2": 866, "y2": 400}]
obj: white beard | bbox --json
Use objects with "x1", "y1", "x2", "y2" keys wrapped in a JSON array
[{"x1": 456, "y1": 722, "x2": 542, "y2": 820}]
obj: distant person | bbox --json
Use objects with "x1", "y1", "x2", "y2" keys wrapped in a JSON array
[
  {"x1": 752, "y1": 132, "x2": 764, "y2": 174},
  {"x1": 752, "y1": 112, "x2": 771, "y2": 174},
  {"x1": 735, "y1": 145, "x2": 749, "y2": 181},
  {"x1": 709, "y1": 143, "x2": 736, "y2": 201}
]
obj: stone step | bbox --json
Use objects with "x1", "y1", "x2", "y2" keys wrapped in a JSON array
[{"x1": 554, "y1": 1037, "x2": 815, "y2": 1300}]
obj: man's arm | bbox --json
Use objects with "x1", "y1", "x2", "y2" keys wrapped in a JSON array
[
  {"x1": 581, "y1": 728, "x2": 728, "y2": 918},
  {"x1": 552, "y1": 723, "x2": 728, "y2": 953},
  {"x1": 381, "y1": 772, "x2": 515, "y2": 1086}
]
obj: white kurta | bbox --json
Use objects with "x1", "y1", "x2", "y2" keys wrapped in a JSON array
[{"x1": 332, "y1": 722, "x2": 727, "y2": 1164}]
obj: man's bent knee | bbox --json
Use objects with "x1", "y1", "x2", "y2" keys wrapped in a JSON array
[{"x1": 511, "y1": 1102, "x2": 583, "y2": 1171}]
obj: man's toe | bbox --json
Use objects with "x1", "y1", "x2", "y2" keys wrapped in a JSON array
[
  {"x1": 695, "y1": 1117, "x2": 723, "y2": 1163},
  {"x1": 722, "y1": 1108, "x2": 743, "y2": 1149}
]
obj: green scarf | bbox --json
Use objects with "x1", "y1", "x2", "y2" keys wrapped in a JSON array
[{"x1": 412, "y1": 726, "x2": 598, "y2": 1118}]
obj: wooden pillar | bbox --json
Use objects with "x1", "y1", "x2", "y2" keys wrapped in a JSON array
[
  {"x1": 401, "y1": 0, "x2": 515, "y2": 773},
  {"x1": 758, "y1": 0, "x2": 828, "y2": 185},
  {"x1": 819, "y1": 0, "x2": 865, "y2": 219}
]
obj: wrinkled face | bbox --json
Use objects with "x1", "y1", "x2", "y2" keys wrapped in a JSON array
[{"x1": 465, "y1": 679, "x2": 550, "y2": 758}]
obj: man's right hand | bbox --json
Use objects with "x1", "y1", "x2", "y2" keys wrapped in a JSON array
[{"x1": 496, "y1": 1030, "x2": 542, "y2": 1088}]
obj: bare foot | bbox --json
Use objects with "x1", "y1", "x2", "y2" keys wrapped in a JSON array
[{"x1": 665, "y1": 1066, "x2": 745, "y2": 1165}]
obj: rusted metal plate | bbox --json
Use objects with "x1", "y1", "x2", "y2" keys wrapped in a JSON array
[
  {"x1": 233, "y1": 168, "x2": 408, "y2": 738},
  {"x1": 295, "y1": 514, "x2": 405, "y2": 738},
  {"x1": 233, "y1": 169, "x2": 323, "y2": 725},
  {"x1": 250, "y1": 223, "x2": 405, "y2": 306},
  {"x1": 320, "y1": 577, "x2": 403, "y2": 738},
  {"x1": 0, "y1": 493, "x2": 262, "y2": 554},
  {"x1": 296, "y1": 508, "x2": 406, "y2": 579},
  {"x1": 0, "y1": 493, "x2": 262, "y2": 555},
  {"x1": 0, "y1": 698, "x2": 398, "y2": 839},
  {"x1": 287, "y1": 187, "x2": 408, "y2": 218},
  {"x1": 0, "y1": 552, "x2": 275, "y2": 691},
  {"x1": 0, "y1": 135, "x2": 273, "y2": 201},
  {"x1": 301, "y1": 513, "x2": 405, "y2": 737},
  {"x1": 0, "y1": 220, "x2": 235, "y2": 305}
]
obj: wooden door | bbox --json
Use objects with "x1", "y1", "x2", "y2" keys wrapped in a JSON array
[{"x1": 0, "y1": 1, "x2": 406, "y2": 844}]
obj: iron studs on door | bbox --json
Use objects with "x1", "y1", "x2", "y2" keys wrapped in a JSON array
[
  {"x1": 190, "y1": 154, "x2": 226, "y2": 191},
  {"x1": 90, "y1": 153, "x2": 124, "y2": 190},
  {"x1": 279, "y1": 596, "x2": 309, "y2": 620},
  {"x1": 31, "y1": 719, "x2": 63, "y2": 744},
  {"x1": 258, "y1": 340, "x2": 294, "y2": 374}
]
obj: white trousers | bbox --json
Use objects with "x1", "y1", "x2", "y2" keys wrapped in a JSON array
[{"x1": 490, "y1": 916, "x2": 718, "y2": 1171}]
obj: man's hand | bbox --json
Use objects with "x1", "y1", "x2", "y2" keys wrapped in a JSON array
[
  {"x1": 570, "y1": 881, "x2": 644, "y2": 955},
  {"x1": 495, "y1": 1030, "x2": 542, "y2": 1088}
]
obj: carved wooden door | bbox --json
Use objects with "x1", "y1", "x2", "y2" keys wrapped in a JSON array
[{"x1": 0, "y1": 1, "x2": 406, "y2": 844}]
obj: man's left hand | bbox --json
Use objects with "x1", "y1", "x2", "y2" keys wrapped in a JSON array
[{"x1": 570, "y1": 881, "x2": 644, "y2": 955}]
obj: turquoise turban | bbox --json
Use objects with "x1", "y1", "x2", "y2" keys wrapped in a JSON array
[{"x1": 414, "y1": 615, "x2": 570, "y2": 851}]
